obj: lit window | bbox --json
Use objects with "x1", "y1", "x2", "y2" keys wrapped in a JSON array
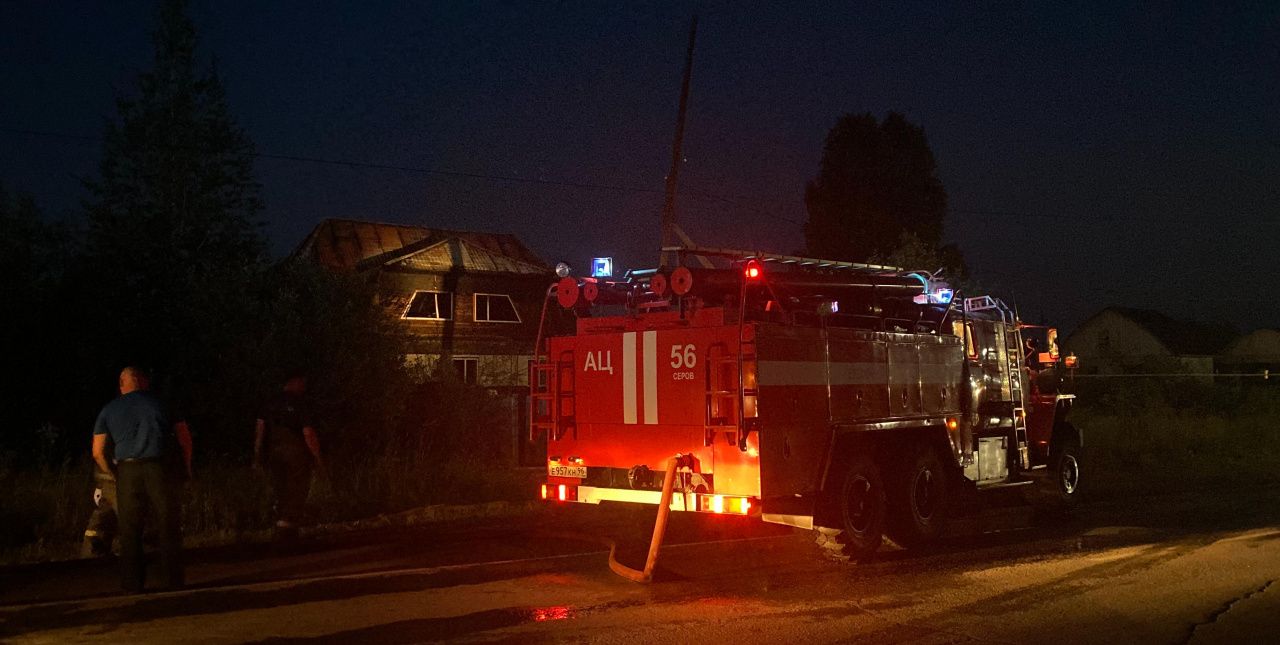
[
  {"x1": 452, "y1": 356, "x2": 478, "y2": 384},
  {"x1": 474, "y1": 293, "x2": 521, "y2": 323},
  {"x1": 404, "y1": 291, "x2": 453, "y2": 320}
]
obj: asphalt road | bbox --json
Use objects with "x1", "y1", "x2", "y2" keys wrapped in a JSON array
[{"x1": 2, "y1": 485, "x2": 1278, "y2": 644}]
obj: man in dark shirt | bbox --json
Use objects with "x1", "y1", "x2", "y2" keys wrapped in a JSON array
[
  {"x1": 83, "y1": 377, "x2": 193, "y2": 558},
  {"x1": 91, "y1": 366, "x2": 192, "y2": 592},
  {"x1": 254, "y1": 374, "x2": 323, "y2": 533}
]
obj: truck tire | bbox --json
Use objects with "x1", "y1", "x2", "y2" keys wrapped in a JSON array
[
  {"x1": 1048, "y1": 439, "x2": 1082, "y2": 510},
  {"x1": 1026, "y1": 437, "x2": 1082, "y2": 516},
  {"x1": 814, "y1": 452, "x2": 886, "y2": 563},
  {"x1": 886, "y1": 442, "x2": 949, "y2": 550}
]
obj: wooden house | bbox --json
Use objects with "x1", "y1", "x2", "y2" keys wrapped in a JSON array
[{"x1": 295, "y1": 218, "x2": 559, "y2": 464}]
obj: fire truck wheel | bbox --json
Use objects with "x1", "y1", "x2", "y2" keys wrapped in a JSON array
[
  {"x1": 1048, "y1": 439, "x2": 1082, "y2": 510},
  {"x1": 814, "y1": 453, "x2": 886, "y2": 563},
  {"x1": 886, "y1": 442, "x2": 949, "y2": 550}
]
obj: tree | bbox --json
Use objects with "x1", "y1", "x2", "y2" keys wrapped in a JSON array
[
  {"x1": 0, "y1": 185, "x2": 75, "y2": 458},
  {"x1": 867, "y1": 232, "x2": 969, "y2": 284},
  {"x1": 804, "y1": 112, "x2": 949, "y2": 265},
  {"x1": 73, "y1": 0, "x2": 264, "y2": 454},
  {"x1": 81, "y1": 0, "x2": 262, "y2": 374}
]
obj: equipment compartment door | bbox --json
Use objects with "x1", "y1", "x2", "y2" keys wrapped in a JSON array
[
  {"x1": 888, "y1": 338, "x2": 923, "y2": 416},
  {"x1": 755, "y1": 324, "x2": 831, "y2": 503}
]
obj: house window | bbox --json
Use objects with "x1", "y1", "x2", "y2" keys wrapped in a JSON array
[
  {"x1": 404, "y1": 291, "x2": 453, "y2": 320},
  {"x1": 474, "y1": 293, "x2": 521, "y2": 323},
  {"x1": 452, "y1": 356, "x2": 478, "y2": 384}
]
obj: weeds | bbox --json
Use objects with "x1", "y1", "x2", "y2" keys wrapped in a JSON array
[
  {"x1": 5, "y1": 381, "x2": 1276, "y2": 565},
  {"x1": 1074, "y1": 382, "x2": 1280, "y2": 496},
  {"x1": 0, "y1": 381, "x2": 534, "y2": 565}
]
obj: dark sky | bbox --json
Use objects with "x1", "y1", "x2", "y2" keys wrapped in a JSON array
[{"x1": 2, "y1": 1, "x2": 1277, "y2": 331}]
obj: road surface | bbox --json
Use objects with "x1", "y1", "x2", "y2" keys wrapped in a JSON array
[{"x1": 2, "y1": 485, "x2": 1278, "y2": 643}]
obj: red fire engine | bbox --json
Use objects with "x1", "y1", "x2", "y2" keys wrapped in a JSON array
[{"x1": 531, "y1": 247, "x2": 1081, "y2": 568}]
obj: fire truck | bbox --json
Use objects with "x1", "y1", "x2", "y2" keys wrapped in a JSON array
[{"x1": 531, "y1": 247, "x2": 1081, "y2": 565}]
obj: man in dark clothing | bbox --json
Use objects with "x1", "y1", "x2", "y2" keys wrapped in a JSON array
[
  {"x1": 254, "y1": 375, "x2": 323, "y2": 532},
  {"x1": 91, "y1": 366, "x2": 193, "y2": 592}
]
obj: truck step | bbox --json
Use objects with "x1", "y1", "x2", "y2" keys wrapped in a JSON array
[{"x1": 975, "y1": 479, "x2": 1035, "y2": 491}]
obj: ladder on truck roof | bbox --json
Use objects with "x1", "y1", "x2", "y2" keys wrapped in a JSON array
[{"x1": 660, "y1": 245, "x2": 906, "y2": 274}]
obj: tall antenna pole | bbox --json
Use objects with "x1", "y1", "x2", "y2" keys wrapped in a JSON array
[{"x1": 659, "y1": 15, "x2": 697, "y2": 268}]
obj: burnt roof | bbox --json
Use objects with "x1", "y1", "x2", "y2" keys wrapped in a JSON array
[
  {"x1": 1103, "y1": 306, "x2": 1238, "y2": 356},
  {"x1": 294, "y1": 218, "x2": 548, "y2": 273}
]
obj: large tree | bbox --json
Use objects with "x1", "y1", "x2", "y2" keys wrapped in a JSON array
[
  {"x1": 82, "y1": 0, "x2": 262, "y2": 371},
  {"x1": 74, "y1": 0, "x2": 264, "y2": 456},
  {"x1": 0, "y1": 185, "x2": 75, "y2": 458},
  {"x1": 803, "y1": 112, "x2": 948, "y2": 264}
]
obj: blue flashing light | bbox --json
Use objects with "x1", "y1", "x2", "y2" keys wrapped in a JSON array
[
  {"x1": 934, "y1": 288, "x2": 954, "y2": 304},
  {"x1": 591, "y1": 257, "x2": 613, "y2": 278}
]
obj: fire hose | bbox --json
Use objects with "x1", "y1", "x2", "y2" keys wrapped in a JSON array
[{"x1": 607, "y1": 455, "x2": 684, "y2": 583}]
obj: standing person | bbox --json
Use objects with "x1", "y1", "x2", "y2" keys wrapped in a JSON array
[
  {"x1": 82, "y1": 378, "x2": 193, "y2": 558},
  {"x1": 254, "y1": 374, "x2": 323, "y2": 535},
  {"x1": 91, "y1": 366, "x2": 193, "y2": 592}
]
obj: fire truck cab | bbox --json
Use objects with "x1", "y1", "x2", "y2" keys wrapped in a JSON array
[{"x1": 532, "y1": 250, "x2": 1081, "y2": 562}]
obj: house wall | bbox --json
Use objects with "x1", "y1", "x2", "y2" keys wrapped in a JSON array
[
  {"x1": 1066, "y1": 310, "x2": 1172, "y2": 373},
  {"x1": 405, "y1": 353, "x2": 534, "y2": 386},
  {"x1": 379, "y1": 270, "x2": 549, "y2": 351},
  {"x1": 379, "y1": 269, "x2": 553, "y2": 387},
  {"x1": 1220, "y1": 330, "x2": 1280, "y2": 371}
]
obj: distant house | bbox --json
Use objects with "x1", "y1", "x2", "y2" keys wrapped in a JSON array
[
  {"x1": 1065, "y1": 307, "x2": 1237, "y2": 375},
  {"x1": 1219, "y1": 329, "x2": 1280, "y2": 374},
  {"x1": 295, "y1": 218, "x2": 555, "y2": 386},
  {"x1": 295, "y1": 218, "x2": 561, "y2": 465}
]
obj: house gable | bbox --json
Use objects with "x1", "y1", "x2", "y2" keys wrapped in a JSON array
[{"x1": 389, "y1": 238, "x2": 548, "y2": 275}]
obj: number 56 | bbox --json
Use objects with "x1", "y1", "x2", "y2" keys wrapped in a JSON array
[{"x1": 670, "y1": 344, "x2": 697, "y2": 369}]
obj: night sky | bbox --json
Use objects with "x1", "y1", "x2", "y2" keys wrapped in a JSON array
[{"x1": 2, "y1": 1, "x2": 1277, "y2": 332}]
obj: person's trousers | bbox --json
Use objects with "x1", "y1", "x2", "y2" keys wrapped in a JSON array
[
  {"x1": 269, "y1": 447, "x2": 312, "y2": 525},
  {"x1": 82, "y1": 470, "x2": 118, "y2": 557},
  {"x1": 116, "y1": 459, "x2": 183, "y2": 591}
]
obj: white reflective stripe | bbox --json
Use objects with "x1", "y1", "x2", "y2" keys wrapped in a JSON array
[
  {"x1": 759, "y1": 360, "x2": 958, "y2": 387},
  {"x1": 643, "y1": 330, "x2": 658, "y2": 424},
  {"x1": 623, "y1": 332, "x2": 637, "y2": 424},
  {"x1": 577, "y1": 485, "x2": 693, "y2": 511}
]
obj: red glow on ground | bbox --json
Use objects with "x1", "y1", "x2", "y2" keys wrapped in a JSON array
[{"x1": 531, "y1": 606, "x2": 574, "y2": 622}]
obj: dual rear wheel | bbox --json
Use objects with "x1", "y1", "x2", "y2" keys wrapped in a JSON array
[{"x1": 814, "y1": 441, "x2": 950, "y2": 562}]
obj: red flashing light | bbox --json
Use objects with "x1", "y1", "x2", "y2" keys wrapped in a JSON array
[{"x1": 744, "y1": 261, "x2": 762, "y2": 280}]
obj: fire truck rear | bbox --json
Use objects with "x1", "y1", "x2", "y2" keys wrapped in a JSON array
[{"x1": 531, "y1": 250, "x2": 1081, "y2": 562}]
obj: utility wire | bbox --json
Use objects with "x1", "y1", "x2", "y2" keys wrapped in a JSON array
[{"x1": 3, "y1": 124, "x2": 1273, "y2": 230}]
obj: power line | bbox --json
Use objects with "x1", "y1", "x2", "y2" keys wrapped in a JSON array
[
  {"x1": 0, "y1": 126, "x2": 672, "y2": 197},
  {"x1": 3, "y1": 125, "x2": 1273, "y2": 230}
]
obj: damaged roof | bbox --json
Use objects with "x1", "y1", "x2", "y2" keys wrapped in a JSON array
[{"x1": 294, "y1": 218, "x2": 548, "y2": 274}]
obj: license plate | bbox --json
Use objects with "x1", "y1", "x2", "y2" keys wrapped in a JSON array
[{"x1": 548, "y1": 464, "x2": 587, "y2": 478}]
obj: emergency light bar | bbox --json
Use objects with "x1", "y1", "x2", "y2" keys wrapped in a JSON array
[{"x1": 592, "y1": 257, "x2": 613, "y2": 278}]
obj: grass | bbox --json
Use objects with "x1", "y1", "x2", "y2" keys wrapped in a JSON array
[
  {"x1": 0, "y1": 380, "x2": 537, "y2": 565},
  {"x1": 0, "y1": 448, "x2": 534, "y2": 565},
  {"x1": 4, "y1": 384, "x2": 1277, "y2": 566},
  {"x1": 1074, "y1": 386, "x2": 1280, "y2": 498}
]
